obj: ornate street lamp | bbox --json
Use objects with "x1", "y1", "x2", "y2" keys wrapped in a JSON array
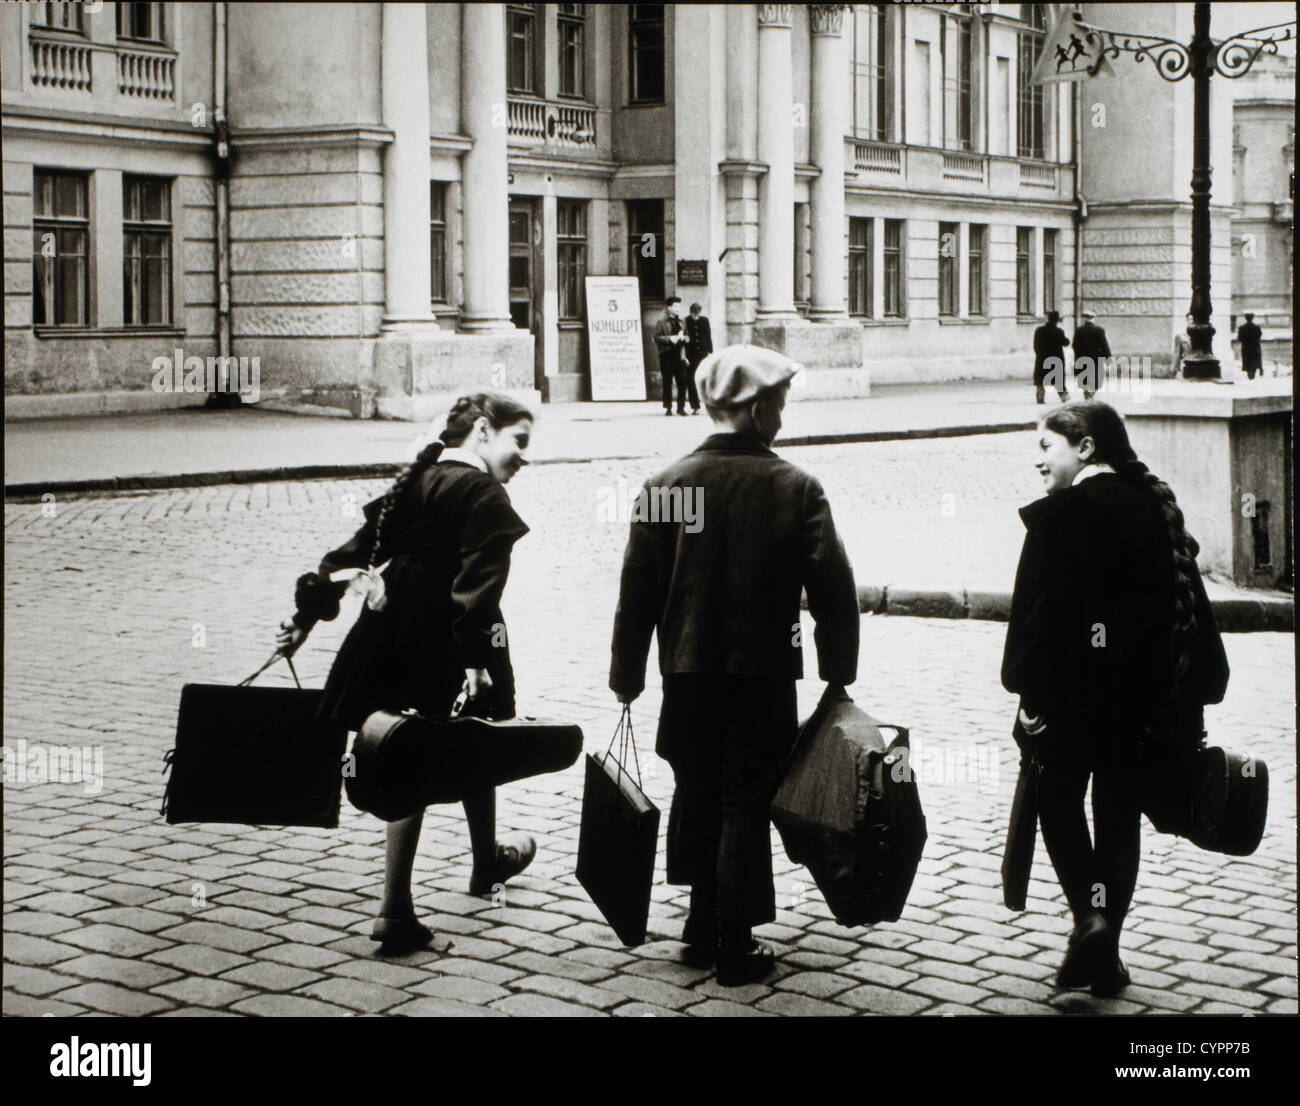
[{"x1": 1033, "y1": 4, "x2": 1296, "y2": 379}]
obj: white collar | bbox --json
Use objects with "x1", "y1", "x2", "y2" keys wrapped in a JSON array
[
  {"x1": 438, "y1": 446, "x2": 488, "y2": 473},
  {"x1": 1072, "y1": 463, "x2": 1116, "y2": 486}
]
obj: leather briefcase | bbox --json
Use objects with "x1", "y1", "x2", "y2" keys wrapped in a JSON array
[
  {"x1": 576, "y1": 707, "x2": 660, "y2": 947},
  {"x1": 346, "y1": 707, "x2": 583, "y2": 822},
  {"x1": 162, "y1": 654, "x2": 347, "y2": 828}
]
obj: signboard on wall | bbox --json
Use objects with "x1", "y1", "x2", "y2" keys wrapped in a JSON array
[
  {"x1": 585, "y1": 276, "x2": 647, "y2": 401},
  {"x1": 676, "y1": 259, "x2": 709, "y2": 284}
]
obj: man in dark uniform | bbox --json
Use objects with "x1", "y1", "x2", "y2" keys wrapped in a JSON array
[
  {"x1": 1033, "y1": 310, "x2": 1070, "y2": 404},
  {"x1": 1237, "y1": 313, "x2": 1263, "y2": 380},
  {"x1": 683, "y1": 303, "x2": 713, "y2": 415},
  {"x1": 610, "y1": 346, "x2": 860, "y2": 986},
  {"x1": 1073, "y1": 309, "x2": 1112, "y2": 400},
  {"x1": 653, "y1": 296, "x2": 689, "y2": 415}
]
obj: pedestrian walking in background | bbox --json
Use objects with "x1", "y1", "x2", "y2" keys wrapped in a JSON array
[
  {"x1": 653, "y1": 296, "x2": 690, "y2": 416},
  {"x1": 1073, "y1": 310, "x2": 1112, "y2": 400},
  {"x1": 1237, "y1": 313, "x2": 1263, "y2": 380},
  {"x1": 609, "y1": 346, "x2": 860, "y2": 986},
  {"x1": 683, "y1": 302, "x2": 713, "y2": 415},
  {"x1": 1032, "y1": 310, "x2": 1070, "y2": 404},
  {"x1": 1171, "y1": 315, "x2": 1193, "y2": 377},
  {"x1": 276, "y1": 393, "x2": 540, "y2": 954},
  {"x1": 1001, "y1": 400, "x2": 1229, "y2": 997}
]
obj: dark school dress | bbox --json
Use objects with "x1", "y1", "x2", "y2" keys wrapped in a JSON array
[{"x1": 296, "y1": 459, "x2": 529, "y2": 732}]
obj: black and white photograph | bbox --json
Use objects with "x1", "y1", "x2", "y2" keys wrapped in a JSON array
[{"x1": 2, "y1": 0, "x2": 1296, "y2": 1071}]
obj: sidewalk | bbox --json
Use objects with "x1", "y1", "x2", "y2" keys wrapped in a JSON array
[{"x1": 4, "y1": 379, "x2": 1291, "y2": 629}]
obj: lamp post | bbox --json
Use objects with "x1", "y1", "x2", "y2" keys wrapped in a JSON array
[{"x1": 1033, "y1": 4, "x2": 1296, "y2": 380}]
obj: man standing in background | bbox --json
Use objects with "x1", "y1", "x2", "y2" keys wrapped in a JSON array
[
  {"x1": 1237, "y1": 313, "x2": 1263, "y2": 380},
  {"x1": 654, "y1": 296, "x2": 690, "y2": 416},
  {"x1": 1073, "y1": 309, "x2": 1112, "y2": 400},
  {"x1": 683, "y1": 303, "x2": 712, "y2": 415},
  {"x1": 1033, "y1": 310, "x2": 1070, "y2": 404}
]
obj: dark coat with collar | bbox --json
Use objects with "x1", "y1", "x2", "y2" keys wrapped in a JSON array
[
  {"x1": 1072, "y1": 321, "x2": 1111, "y2": 366},
  {"x1": 1000, "y1": 472, "x2": 1228, "y2": 735},
  {"x1": 685, "y1": 314, "x2": 713, "y2": 366},
  {"x1": 609, "y1": 432, "x2": 860, "y2": 712},
  {"x1": 1032, "y1": 323, "x2": 1069, "y2": 385}
]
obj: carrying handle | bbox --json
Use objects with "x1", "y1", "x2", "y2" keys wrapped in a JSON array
[
  {"x1": 602, "y1": 704, "x2": 643, "y2": 791},
  {"x1": 239, "y1": 650, "x2": 303, "y2": 690}
]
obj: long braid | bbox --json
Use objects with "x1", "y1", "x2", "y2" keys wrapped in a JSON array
[{"x1": 368, "y1": 439, "x2": 444, "y2": 567}]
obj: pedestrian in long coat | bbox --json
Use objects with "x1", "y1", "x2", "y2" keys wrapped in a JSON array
[
  {"x1": 277, "y1": 393, "x2": 540, "y2": 954},
  {"x1": 1033, "y1": 310, "x2": 1070, "y2": 404},
  {"x1": 1072, "y1": 310, "x2": 1112, "y2": 399},
  {"x1": 1237, "y1": 314, "x2": 1263, "y2": 379},
  {"x1": 653, "y1": 296, "x2": 690, "y2": 415},
  {"x1": 1001, "y1": 401, "x2": 1228, "y2": 997},
  {"x1": 609, "y1": 346, "x2": 860, "y2": 986}
]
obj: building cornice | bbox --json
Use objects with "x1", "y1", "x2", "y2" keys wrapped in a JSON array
[
  {"x1": 845, "y1": 184, "x2": 1076, "y2": 212},
  {"x1": 508, "y1": 154, "x2": 619, "y2": 179},
  {"x1": 1, "y1": 107, "x2": 209, "y2": 150},
  {"x1": 234, "y1": 124, "x2": 393, "y2": 150},
  {"x1": 717, "y1": 159, "x2": 768, "y2": 177},
  {"x1": 611, "y1": 162, "x2": 676, "y2": 181}
]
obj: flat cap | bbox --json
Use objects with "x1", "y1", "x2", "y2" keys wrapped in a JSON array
[
  {"x1": 696, "y1": 345, "x2": 800, "y2": 408},
  {"x1": 1081, "y1": 309, "x2": 1097, "y2": 318}
]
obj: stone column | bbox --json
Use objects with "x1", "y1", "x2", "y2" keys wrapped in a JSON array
[
  {"x1": 380, "y1": 2, "x2": 434, "y2": 327},
  {"x1": 808, "y1": 4, "x2": 849, "y2": 320},
  {"x1": 756, "y1": 4, "x2": 796, "y2": 318},
  {"x1": 460, "y1": 3, "x2": 515, "y2": 331}
]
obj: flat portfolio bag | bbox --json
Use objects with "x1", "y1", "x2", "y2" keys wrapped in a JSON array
[
  {"x1": 771, "y1": 690, "x2": 927, "y2": 926},
  {"x1": 346, "y1": 706, "x2": 584, "y2": 822},
  {"x1": 1141, "y1": 740, "x2": 1269, "y2": 857},
  {"x1": 576, "y1": 708, "x2": 660, "y2": 947},
  {"x1": 1002, "y1": 713, "x2": 1039, "y2": 913},
  {"x1": 162, "y1": 654, "x2": 347, "y2": 828}
]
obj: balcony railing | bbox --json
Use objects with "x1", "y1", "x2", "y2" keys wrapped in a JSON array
[
  {"x1": 850, "y1": 138, "x2": 904, "y2": 174},
  {"x1": 507, "y1": 98, "x2": 597, "y2": 148},
  {"x1": 29, "y1": 36, "x2": 92, "y2": 92},
  {"x1": 1019, "y1": 161, "x2": 1057, "y2": 189},
  {"x1": 118, "y1": 47, "x2": 176, "y2": 102},
  {"x1": 942, "y1": 151, "x2": 986, "y2": 182}
]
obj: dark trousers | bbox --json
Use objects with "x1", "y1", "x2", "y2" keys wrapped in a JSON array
[
  {"x1": 658, "y1": 675, "x2": 797, "y2": 953},
  {"x1": 684, "y1": 357, "x2": 702, "y2": 411},
  {"x1": 1035, "y1": 722, "x2": 1142, "y2": 934},
  {"x1": 660, "y1": 354, "x2": 690, "y2": 412}
]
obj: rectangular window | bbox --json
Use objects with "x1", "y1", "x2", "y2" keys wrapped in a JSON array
[
  {"x1": 852, "y1": 4, "x2": 894, "y2": 142},
  {"x1": 629, "y1": 4, "x2": 665, "y2": 104},
  {"x1": 968, "y1": 224, "x2": 986, "y2": 316},
  {"x1": 848, "y1": 217, "x2": 873, "y2": 318},
  {"x1": 1017, "y1": 5, "x2": 1046, "y2": 159},
  {"x1": 941, "y1": 9, "x2": 975, "y2": 151},
  {"x1": 1016, "y1": 226, "x2": 1033, "y2": 315},
  {"x1": 430, "y1": 183, "x2": 448, "y2": 304},
  {"x1": 117, "y1": 2, "x2": 165, "y2": 42},
  {"x1": 33, "y1": 2, "x2": 84, "y2": 32},
  {"x1": 558, "y1": 200, "x2": 588, "y2": 321},
  {"x1": 123, "y1": 175, "x2": 172, "y2": 326},
  {"x1": 507, "y1": 4, "x2": 538, "y2": 95},
  {"x1": 1042, "y1": 228, "x2": 1057, "y2": 315},
  {"x1": 883, "y1": 219, "x2": 905, "y2": 318},
  {"x1": 33, "y1": 169, "x2": 88, "y2": 327},
  {"x1": 938, "y1": 221, "x2": 958, "y2": 317},
  {"x1": 559, "y1": 4, "x2": 586, "y2": 99},
  {"x1": 626, "y1": 198, "x2": 665, "y2": 301}
]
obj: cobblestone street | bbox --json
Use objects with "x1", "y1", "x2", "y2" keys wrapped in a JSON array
[{"x1": 4, "y1": 438, "x2": 1296, "y2": 1017}]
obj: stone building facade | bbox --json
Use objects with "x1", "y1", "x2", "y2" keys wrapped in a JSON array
[{"x1": 2, "y1": 2, "x2": 1280, "y2": 418}]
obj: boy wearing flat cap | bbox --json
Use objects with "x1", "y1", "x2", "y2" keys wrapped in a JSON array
[{"x1": 609, "y1": 345, "x2": 860, "y2": 986}]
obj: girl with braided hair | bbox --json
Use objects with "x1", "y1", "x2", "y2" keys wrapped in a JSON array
[
  {"x1": 276, "y1": 392, "x2": 537, "y2": 953},
  {"x1": 1001, "y1": 400, "x2": 1228, "y2": 997}
]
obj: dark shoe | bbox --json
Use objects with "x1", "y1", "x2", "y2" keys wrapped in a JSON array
[
  {"x1": 715, "y1": 941, "x2": 776, "y2": 987},
  {"x1": 664, "y1": 409, "x2": 673, "y2": 417},
  {"x1": 691, "y1": 408, "x2": 700, "y2": 415},
  {"x1": 468, "y1": 833, "x2": 536, "y2": 896},
  {"x1": 681, "y1": 943, "x2": 716, "y2": 968},
  {"x1": 1056, "y1": 913, "x2": 1111, "y2": 989},
  {"x1": 677, "y1": 409, "x2": 688, "y2": 416},
  {"x1": 370, "y1": 911, "x2": 433, "y2": 955},
  {"x1": 1091, "y1": 957, "x2": 1131, "y2": 998}
]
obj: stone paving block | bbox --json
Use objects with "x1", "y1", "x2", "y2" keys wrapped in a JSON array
[
  {"x1": 980, "y1": 973, "x2": 1055, "y2": 1003},
  {"x1": 625, "y1": 958, "x2": 716, "y2": 988},
  {"x1": 389, "y1": 997, "x2": 509, "y2": 1017},
  {"x1": 905, "y1": 939, "x2": 988, "y2": 966},
  {"x1": 297, "y1": 977, "x2": 410, "y2": 1013},
  {"x1": 410, "y1": 975, "x2": 510, "y2": 1006},
  {"x1": 612, "y1": 1002, "x2": 686, "y2": 1017},
  {"x1": 475, "y1": 924, "x2": 578, "y2": 955},
  {"x1": 145, "y1": 945, "x2": 254, "y2": 977},
  {"x1": 773, "y1": 970, "x2": 858, "y2": 999},
  {"x1": 924, "y1": 959, "x2": 996, "y2": 986},
  {"x1": 3, "y1": 963, "x2": 83, "y2": 997},
  {"x1": 688, "y1": 976, "x2": 775, "y2": 1005},
  {"x1": 55, "y1": 981, "x2": 176, "y2": 1016},
  {"x1": 4, "y1": 910, "x2": 84, "y2": 937},
  {"x1": 2, "y1": 992, "x2": 89, "y2": 1017},
  {"x1": 561, "y1": 947, "x2": 637, "y2": 971},
  {"x1": 16, "y1": 890, "x2": 113, "y2": 916},
  {"x1": 157, "y1": 1008, "x2": 244, "y2": 1017},
  {"x1": 285, "y1": 905, "x2": 371, "y2": 930},
  {"x1": 1212, "y1": 950, "x2": 1296, "y2": 976},
  {"x1": 253, "y1": 943, "x2": 350, "y2": 970},
  {"x1": 1266, "y1": 996, "x2": 1298, "y2": 1015},
  {"x1": 489, "y1": 992, "x2": 605, "y2": 1017},
  {"x1": 418, "y1": 956, "x2": 526, "y2": 987},
  {"x1": 151, "y1": 976, "x2": 258, "y2": 1008},
  {"x1": 83, "y1": 883, "x2": 168, "y2": 907},
  {"x1": 839, "y1": 961, "x2": 919, "y2": 989},
  {"x1": 326, "y1": 959, "x2": 430, "y2": 990},
  {"x1": 81, "y1": 906, "x2": 187, "y2": 933},
  {"x1": 1128, "y1": 938, "x2": 1216, "y2": 963},
  {"x1": 1194, "y1": 1001, "x2": 1258, "y2": 1014},
  {"x1": 512, "y1": 973, "x2": 624, "y2": 1010},
  {"x1": 202, "y1": 905, "x2": 290, "y2": 930},
  {"x1": 835, "y1": 983, "x2": 934, "y2": 1016},
  {"x1": 977, "y1": 996, "x2": 1059, "y2": 1016},
  {"x1": 783, "y1": 950, "x2": 853, "y2": 972},
  {"x1": 756, "y1": 991, "x2": 854, "y2": 1017},
  {"x1": 59, "y1": 951, "x2": 184, "y2": 991},
  {"x1": 1259, "y1": 975, "x2": 1298, "y2": 998},
  {"x1": 3, "y1": 932, "x2": 83, "y2": 966},
  {"x1": 1176, "y1": 960, "x2": 1265, "y2": 988},
  {"x1": 593, "y1": 972, "x2": 700, "y2": 1010},
  {"x1": 1120, "y1": 985, "x2": 1201, "y2": 1012},
  {"x1": 852, "y1": 944, "x2": 919, "y2": 968},
  {"x1": 231, "y1": 994, "x2": 355, "y2": 1017},
  {"x1": 683, "y1": 999, "x2": 776, "y2": 1017},
  {"x1": 38, "y1": 875, "x2": 110, "y2": 894},
  {"x1": 156, "y1": 921, "x2": 279, "y2": 954},
  {"x1": 971, "y1": 954, "x2": 1055, "y2": 982},
  {"x1": 906, "y1": 977, "x2": 995, "y2": 1006},
  {"x1": 1173, "y1": 981, "x2": 1270, "y2": 1009},
  {"x1": 298, "y1": 888, "x2": 366, "y2": 908},
  {"x1": 434, "y1": 934, "x2": 515, "y2": 961},
  {"x1": 219, "y1": 963, "x2": 323, "y2": 992}
]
